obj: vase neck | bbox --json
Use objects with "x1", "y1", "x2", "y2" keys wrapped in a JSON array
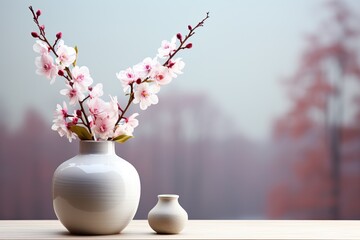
[
  {"x1": 158, "y1": 194, "x2": 179, "y2": 202},
  {"x1": 79, "y1": 141, "x2": 115, "y2": 155}
]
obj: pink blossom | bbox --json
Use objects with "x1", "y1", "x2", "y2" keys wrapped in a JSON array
[
  {"x1": 51, "y1": 102, "x2": 76, "y2": 142},
  {"x1": 53, "y1": 102, "x2": 68, "y2": 120},
  {"x1": 87, "y1": 97, "x2": 107, "y2": 118},
  {"x1": 157, "y1": 36, "x2": 177, "y2": 58},
  {"x1": 114, "y1": 113, "x2": 139, "y2": 137},
  {"x1": 114, "y1": 112, "x2": 139, "y2": 137},
  {"x1": 89, "y1": 83, "x2": 103, "y2": 98},
  {"x1": 56, "y1": 43, "x2": 76, "y2": 67},
  {"x1": 35, "y1": 53, "x2": 58, "y2": 83},
  {"x1": 151, "y1": 64, "x2": 172, "y2": 86},
  {"x1": 167, "y1": 58, "x2": 185, "y2": 78},
  {"x1": 33, "y1": 40, "x2": 49, "y2": 54},
  {"x1": 51, "y1": 118, "x2": 68, "y2": 139},
  {"x1": 113, "y1": 124, "x2": 128, "y2": 137},
  {"x1": 71, "y1": 66, "x2": 93, "y2": 91},
  {"x1": 126, "y1": 113, "x2": 139, "y2": 129},
  {"x1": 133, "y1": 57, "x2": 157, "y2": 78},
  {"x1": 116, "y1": 67, "x2": 138, "y2": 92},
  {"x1": 69, "y1": 110, "x2": 79, "y2": 125},
  {"x1": 109, "y1": 96, "x2": 120, "y2": 118},
  {"x1": 87, "y1": 97, "x2": 118, "y2": 119},
  {"x1": 133, "y1": 82, "x2": 159, "y2": 110},
  {"x1": 52, "y1": 121, "x2": 76, "y2": 142},
  {"x1": 92, "y1": 115, "x2": 117, "y2": 140},
  {"x1": 60, "y1": 83, "x2": 85, "y2": 105}
]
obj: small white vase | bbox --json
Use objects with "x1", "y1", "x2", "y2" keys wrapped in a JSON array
[
  {"x1": 148, "y1": 194, "x2": 188, "y2": 234},
  {"x1": 52, "y1": 140, "x2": 141, "y2": 235}
]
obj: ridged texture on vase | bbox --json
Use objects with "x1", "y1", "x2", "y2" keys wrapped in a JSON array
[
  {"x1": 148, "y1": 194, "x2": 188, "y2": 234},
  {"x1": 53, "y1": 141, "x2": 141, "y2": 235}
]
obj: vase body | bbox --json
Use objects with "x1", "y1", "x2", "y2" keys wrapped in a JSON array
[
  {"x1": 148, "y1": 194, "x2": 188, "y2": 234},
  {"x1": 52, "y1": 141, "x2": 141, "y2": 235}
]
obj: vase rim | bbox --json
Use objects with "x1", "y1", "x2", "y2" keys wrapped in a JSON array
[
  {"x1": 79, "y1": 140, "x2": 115, "y2": 154},
  {"x1": 158, "y1": 194, "x2": 179, "y2": 199}
]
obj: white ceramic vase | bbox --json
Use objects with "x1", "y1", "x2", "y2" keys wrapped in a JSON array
[
  {"x1": 148, "y1": 194, "x2": 188, "y2": 234},
  {"x1": 52, "y1": 140, "x2": 141, "y2": 235}
]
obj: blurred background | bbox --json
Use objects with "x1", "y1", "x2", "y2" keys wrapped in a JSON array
[{"x1": 0, "y1": 0, "x2": 359, "y2": 220}]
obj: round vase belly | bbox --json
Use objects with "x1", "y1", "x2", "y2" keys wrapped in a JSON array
[
  {"x1": 52, "y1": 141, "x2": 141, "y2": 235},
  {"x1": 148, "y1": 194, "x2": 188, "y2": 234}
]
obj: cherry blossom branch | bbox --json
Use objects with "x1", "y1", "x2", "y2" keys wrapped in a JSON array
[
  {"x1": 78, "y1": 100, "x2": 93, "y2": 136},
  {"x1": 30, "y1": 6, "x2": 75, "y2": 82},
  {"x1": 30, "y1": 7, "x2": 75, "y2": 81},
  {"x1": 29, "y1": 6, "x2": 58, "y2": 58},
  {"x1": 163, "y1": 12, "x2": 209, "y2": 67},
  {"x1": 30, "y1": 6, "x2": 93, "y2": 137},
  {"x1": 115, "y1": 84, "x2": 135, "y2": 125},
  {"x1": 30, "y1": 6, "x2": 208, "y2": 142},
  {"x1": 115, "y1": 12, "x2": 209, "y2": 127},
  {"x1": 114, "y1": 12, "x2": 210, "y2": 127}
]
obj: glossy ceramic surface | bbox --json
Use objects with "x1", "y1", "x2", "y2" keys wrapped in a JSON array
[{"x1": 53, "y1": 141, "x2": 141, "y2": 235}]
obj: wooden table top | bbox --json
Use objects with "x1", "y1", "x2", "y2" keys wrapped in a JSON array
[{"x1": 0, "y1": 220, "x2": 359, "y2": 239}]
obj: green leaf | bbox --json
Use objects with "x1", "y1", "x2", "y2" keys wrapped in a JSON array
[
  {"x1": 70, "y1": 125, "x2": 92, "y2": 140},
  {"x1": 73, "y1": 46, "x2": 78, "y2": 67},
  {"x1": 113, "y1": 134, "x2": 133, "y2": 143}
]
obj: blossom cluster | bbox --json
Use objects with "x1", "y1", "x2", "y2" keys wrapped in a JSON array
[{"x1": 29, "y1": 6, "x2": 209, "y2": 143}]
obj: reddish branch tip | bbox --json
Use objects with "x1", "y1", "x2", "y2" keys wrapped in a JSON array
[
  {"x1": 176, "y1": 33, "x2": 182, "y2": 42},
  {"x1": 188, "y1": 25, "x2": 192, "y2": 31},
  {"x1": 40, "y1": 25, "x2": 45, "y2": 31},
  {"x1": 185, "y1": 43, "x2": 193, "y2": 49},
  {"x1": 58, "y1": 69, "x2": 64, "y2": 76},
  {"x1": 36, "y1": 10, "x2": 41, "y2": 18},
  {"x1": 56, "y1": 32, "x2": 62, "y2": 39},
  {"x1": 31, "y1": 32, "x2": 39, "y2": 38}
]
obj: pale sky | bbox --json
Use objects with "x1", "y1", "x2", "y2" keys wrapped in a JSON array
[{"x1": 1, "y1": 0, "x2": 359, "y2": 140}]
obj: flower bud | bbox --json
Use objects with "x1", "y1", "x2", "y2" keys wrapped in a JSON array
[
  {"x1": 136, "y1": 78, "x2": 142, "y2": 84},
  {"x1": 185, "y1": 43, "x2": 193, "y2": 49},
  {"x1": 176, "y1": 33, "x2": 182, "y2": 42},
  {"x1": 31, "y1": 32, "x2": 39, "y2": 38},
  {"x1": 167, "y1": 61, "x2": 175, "y2": 68},
  {"x1": 188, "y1": 25, "x2": 192, "y2": 31},
  {"x1": 76, "y1": 110, "x2": 82, "y2": 118},
  {"x1": 88, "y1": 86, "x2": 93, "y2": 91},
  {"x1": 58, "y1": 69, "x2": 64, "y2": 76},
  {"x1": 36, "y1": 10, "x2": 41, "y2": 18},
  {"x1": 56, "y1": 32, "x2": 62, "y2": 39},
  {"x1": 72, "y1": 118, "x2": 78, "y2": 124}
]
